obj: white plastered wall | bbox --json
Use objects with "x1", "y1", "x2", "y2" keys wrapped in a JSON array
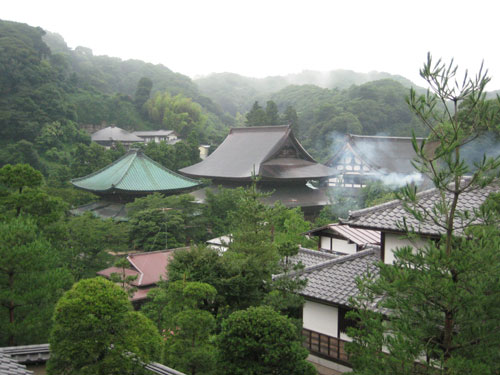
[
  {"x1": 303, "y1": 300, "x2": 338, "y2": 337},
  {"x1": 320, "y1": 236, "x2": 331, "y2": 250},
  {"x1": 332, "y1": 238, "x2": 357, "y2": 254},
  {"x1": 384, "y1": 233, "x2": 429, "y2": 264}
]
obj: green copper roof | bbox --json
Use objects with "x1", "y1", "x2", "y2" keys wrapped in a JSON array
[{"x1": 71, "y1": 149, "x2": 200, "y2": 193}]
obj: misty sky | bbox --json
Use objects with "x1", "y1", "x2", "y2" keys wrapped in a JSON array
[{"x1": 4, "y1": 0, "x2": 500, "y2": 90}]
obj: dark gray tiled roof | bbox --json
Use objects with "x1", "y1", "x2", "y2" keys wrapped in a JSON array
[
  {"x1": 299, "y1": 249, "x2": 380, "y2": 306},
  {"x1": 0, "y1": 344, "x2": 50, "y2": 364},
  {"x1": 346, "y1": 181, "x2": 500, "y2": 236},
  {"x1": 91, "y1": 126, "x2": 144, "y2": 143},
  {"x1": 180, "y1": 125, "x2": 337, "y2": 181},
  {"x1": 306, "y1": 223, "x2": 380, "y2": 246},
  {"x1": 0, "y1": 352, "x2": 32, "y2": 375},
  {"x1": 288, "y1": 247, "x2": 339, "y2": 268}
]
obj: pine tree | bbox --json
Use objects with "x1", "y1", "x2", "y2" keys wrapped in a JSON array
[{"x1": 347, "y1": 54, "x2": 500, "y2": 375}]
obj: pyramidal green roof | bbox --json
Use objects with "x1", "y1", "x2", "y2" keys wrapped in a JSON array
[{"x1": 71, "y1": 149, "x2": 200, "y2": 194}]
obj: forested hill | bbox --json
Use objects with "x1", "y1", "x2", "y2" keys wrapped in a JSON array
[
  {"x1": 242, "y1": 80, "x2": 430, "y2": 161},
  {"x1": 42, "y1": 31, "x2": 224, "y2": 118},
  {"x1": 195, "y1": 70, "x2": 419, "y2": 116},
  {"x1": 0, "y1": 19, "x2": 231, "y2": 185}
]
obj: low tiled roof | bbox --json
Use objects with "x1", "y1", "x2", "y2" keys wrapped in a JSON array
[
  {"x1": 0, "y1": 344, "x2": 50, "y2": 364},
  {"x1": 98, "y1": 249, "x2": 175, "y2": 287},
  {"x1": 1, "y1": 344, "x2": 186, "y2": 375},
  {"x1": 306, "y1": 223, "x2": 380, "y2": 246},
  {"x1": 0, "y1": 352, "x2": 32, "y2": 375},
  {"x1": 128, "y1": 250, "x2": 175, "y2": 286},
  {"x1": 71, "y1": 149, "x2": 200, "y2": 194},
  {"x1": 133, "y1": 130, "x2": 176, "y2": 137},
  {"x1": 97, "y1": 266, "x2": 140, "y2": 282},
  {"x1": 97, "y1": 250, "x2": 177, "y2": 301},
  {"x1": 70, "y1": 201, "x2": 128, "y2": 221},
  {"x1": 298, "y1": 249, "x2": 380, "y2": 306},
  {"x1": 287, "y1": 247, "x2": 339, "y2": 268},
  {"x1": 92, "y1": 126, "x2": 144, "y2": 143},
  {"x1": 346, "y1": 181, "x2": 500, "y2": 236}
]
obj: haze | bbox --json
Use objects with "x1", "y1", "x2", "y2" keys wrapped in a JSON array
[{"x1": 4, "y1": 0, "x2": 500, "y2": 90}]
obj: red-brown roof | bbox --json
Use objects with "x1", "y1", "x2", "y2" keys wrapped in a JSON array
[
  {"x1": 128, "y1": 250, "x2": 175, "y2": 286},
  {"x1": 97, "y1": 249, "x2": 177, "y2": 302},
  {"x1": 97, "y1": 266, "x2": 140, "y2": 283}
]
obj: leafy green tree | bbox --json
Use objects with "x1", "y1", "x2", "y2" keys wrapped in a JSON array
[
  {"x1": 48, "y1": 277, "x2": 161, "y2": 375},
  {"x1": 0, "y1": 140, "x2": 45, "y2": 172},
  {"x1": 202, "y1": 186, "x2": 245, "y2": 237},
  {"x1": 70, "y1": 142, "x2": 114, "y2": 178},
  {"x1": 166, "y1": 245, "x2": 233, "y2": 318},
  {"x1": 224, "y1": 182, "x2": 280, "y2": 309},
  {"x1": 61, "y1": 213, "x2": 129, "y2": 280},
  {"x1": 264, "y1": 241, "x2": 307, "y2": 320},
  {"x1": 127, "y1": 193, "x2": 205, "y2": 251},
  {"x1": 265, "y1": 100, "x2": 280, "y2": 125},
  {"x1": 0, "y1": 217, "x2": 73, "y2": 345},
  {"x1": 282, "y1": 105, "x2": 299, "y2": 133},
  {"x1": 0, "y1": 163, "x2": 43, "y2": 193},
  {"x1": 145, "y1": 281, "x2": 217, "y2": 375},
  {"x1": 347, "y1": 55, "x2": 500, "y2": 375},
  {"x1": 245, "y1": 101, "x2": 267, "y2": 126},
  {"x1": 216, "y1": 306, "x2": 316, "y2": 375},
  {"x1": 0, "y1": 164, "x2": 67, "y2": 226},
  {"x1": 144, "y1": 92, "x2": 206, "y2": 138},
  {"x1": 109, "y1": 257, "x2": 138, "y2": 298},
  {"x1": 134, "y1": 77, "x2": 153, "y2": 111}
]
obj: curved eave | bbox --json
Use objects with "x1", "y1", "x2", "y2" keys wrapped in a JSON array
[{"x1": 72, "y1": 186, "x2": 200, "y2": 196}]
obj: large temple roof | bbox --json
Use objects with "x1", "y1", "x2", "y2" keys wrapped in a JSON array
[
  {"x1": 71, "y1": 149, "x2": 200, "y2": 194},
  {"x1": 179, "y1": 125, "x2": 337, "y2": 181}
]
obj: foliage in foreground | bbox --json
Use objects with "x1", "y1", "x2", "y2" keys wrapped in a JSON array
[
  {"x1": 216, "y1": 306, "x2": 316, "y2": 375},
  {"x1": 48, "y1": 278, "x2": 161, "y2": 375}
]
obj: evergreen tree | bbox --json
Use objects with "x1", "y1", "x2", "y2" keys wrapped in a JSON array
[
  {"x1": 134, "y1": 77, "x2": 153, "y2": 112},
  {"x1": 347, "y1": 54, "x2": 500, "y2": 375},
  {"x1": 48, "y1": 278, "x2": 161, "y2": 375},
  {"x1": 245, "y1": 101, "x2": 267, "y2": 126},
  {"x1": 265, "y1": 100, "x2": 280, "y2": 125},
  {"x1": 0, "y1": 217, "x2": 73, "y2": 346},
  {"x1": 217, "y1": 306, "x2": 316, "y2": 375}
]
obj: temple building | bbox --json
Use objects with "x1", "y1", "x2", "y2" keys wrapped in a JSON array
[
  {"x1": 71, "y1": 149, "x2": 200, "y2": 219},
  {"x1": 327, "y1": 134, "x2": 436, "y2": 189},
  {"x1": 179, "y1": 125, "x2": 337, "y2": 218}
]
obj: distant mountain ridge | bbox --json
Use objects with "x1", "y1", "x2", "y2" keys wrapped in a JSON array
[{"x1": 195, "y1": 70, "x2": 421, "y2": 116}]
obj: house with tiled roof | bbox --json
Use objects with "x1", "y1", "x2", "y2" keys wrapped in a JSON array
[
  {"x1": 276, "y1": 248, "x2": 380, "y2": 374},
  {"x1": 133, "y1": 130, "x2": 180, "y2": 144},
  {"x1": 97, "y1": 249, "x2": 178, "y2": 304},
  {"x1": 304, "y1": 223, "x2": 380, "y2": 255},
  {"x1": 91, "y1": 125, "x2": 144, "y2": 148},
  {"x1": 345, "y1": 181, "x2": 500, "y2": 264}
]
